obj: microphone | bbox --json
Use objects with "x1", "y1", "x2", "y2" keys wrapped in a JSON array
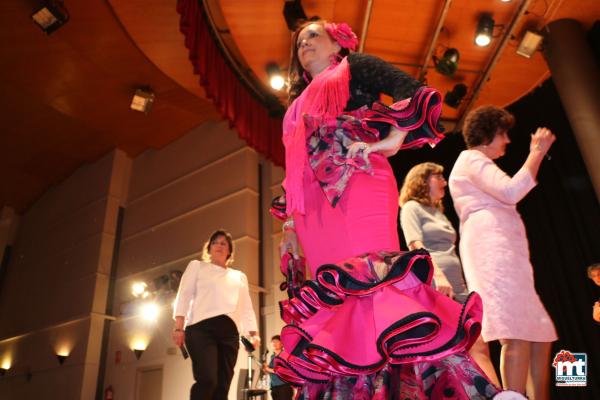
[
  {"x1": 240, "y1": 336, "x2": 255, "y2": 353},
  {"x1": 180, "y1": 345, "x2": 189, "y2": 359}
]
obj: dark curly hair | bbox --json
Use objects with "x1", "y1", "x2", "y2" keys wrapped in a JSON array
[
  {"x1": 288, "y1": 19, "x2": 350, "y2": 104},
  {"x1": 462, "y1": 105, "x2": 515, "y2": 148}
]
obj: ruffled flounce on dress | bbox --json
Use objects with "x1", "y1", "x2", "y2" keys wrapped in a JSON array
[{"x1": 273, "y1": 252, "x2": 500, "y2": 399}]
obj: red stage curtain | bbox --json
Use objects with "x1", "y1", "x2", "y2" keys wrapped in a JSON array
[{"x1": 177, "y1": 0, "x2": 285, "y2": 166}]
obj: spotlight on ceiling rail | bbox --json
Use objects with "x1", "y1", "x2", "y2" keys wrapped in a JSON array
[
  {"x1": 475, "y1": 14, "x2": 495, "y2": 47},
  {"x1": 444, "y1": 84, "x2": 468, "y2": 109},
  {"x1": 434, "y1": 48, "x2": 460, "y2": 77}
]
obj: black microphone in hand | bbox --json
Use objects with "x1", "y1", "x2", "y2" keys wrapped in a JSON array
[
  {"x1": 240, "y1": 336, "x2": 255, "y2": 353},
  {"x1": 180, "y1": 345, "x2": 189, "y2": 359}
]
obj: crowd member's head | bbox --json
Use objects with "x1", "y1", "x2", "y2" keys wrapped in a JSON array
[
  {"x1": 271, "y1": 335, "x2": 283, "y2": 352},
  {"x1": 202, "y1": 229, "x2": 234, "y2": 267},
  {"x1": 288, "y1": 19, "x2": 353, "y2": 102},
  {"x1": 463, "y1": 105, "x2": 516, "y2": 159},
  {"x1": 399, "y1": 162, "x2": 447, "y2": 211},
  {"x1": 587, "y1": 263, "x2": 600, "y2": 286}
]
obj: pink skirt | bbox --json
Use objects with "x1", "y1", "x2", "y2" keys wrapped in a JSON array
[{"x1": 293, "y1": 154, "x2": 400, "y2": 274}]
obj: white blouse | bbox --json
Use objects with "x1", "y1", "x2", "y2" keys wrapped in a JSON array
[{"x1": 173, "y1": 260, "x2": 258, "y2": 334}]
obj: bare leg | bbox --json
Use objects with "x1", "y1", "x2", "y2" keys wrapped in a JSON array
[
  {"x1": 526, "y1": 341, "x2": 552, "y2": 400},
  {"x1": 469, "y1": 337, "x2": 501, "y2": 387},
  {"x1": 499, "y1": 338, "x2": 530, "y2": 393}
]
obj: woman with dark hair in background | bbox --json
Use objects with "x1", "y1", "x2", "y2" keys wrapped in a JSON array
[
  {"x1": 263, "y1": 335, "x2": 294, "y2": 400},
  {"x1": 271, "y1": 19, "x2": 506, "y2": 399},
  {"x1": 172, "y1": 229, "x2": 259, "y2": 400},
  {"x1": 449, "y1": 105, "x2": 557, "y2": 399},
  {"x1": 399, "y1": 162, "x2": 501, "y2": 387}
]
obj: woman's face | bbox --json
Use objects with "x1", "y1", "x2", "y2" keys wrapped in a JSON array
[
  {"x1": 296, "y1": 23, "x2": 340, "y2": 73},
  {"x1": 271, "y1": 338, "x2": 283, "y2": 352},
  {"x1": 209, "y1": 235, "x2": 230, "y2": 265},
  {"x1": 428, "y1": 172, "x2": 447, "y2": 203},
  {"x1": 487, "y1": 129, "x2": 511, "y2": 159},
  {"x1": 590, "y1": 269, "x2": 600, "y2": 286}
]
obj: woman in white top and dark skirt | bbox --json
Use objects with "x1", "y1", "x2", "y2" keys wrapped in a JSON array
[{"x1": 172, "y1": 229, "x2": 260, "y2": 400}]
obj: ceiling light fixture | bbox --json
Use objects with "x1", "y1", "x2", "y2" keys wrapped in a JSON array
[
  {"x1": 475, "y1": 14, "x2": 495, "y2": 47},
  {"x1": 433, "y1": 48, "x2": 460, "y2": 77},
  {"x1": 444, "y1": 84, "x2": 468, "y2": 108},
  {"x1": 266, "y1": 63, "x2": 285, "y2": 91},
  {"x1": 31, "y1": 1, "x2": 70, "y2": 35},
  {"x1": 516, "y1": 31, "x2": 544, "y2": 58},
  {"x1": 130, "y1": 88, "x2": 155, "y2": 114}
]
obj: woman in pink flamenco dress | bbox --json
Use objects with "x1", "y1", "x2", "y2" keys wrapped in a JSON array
[
  {"x1": 449, "y1": 106, "x2": 558, "y2": 399},
  {"x1": 269, "y1": 21, "x2": 517, "y2": 399}
]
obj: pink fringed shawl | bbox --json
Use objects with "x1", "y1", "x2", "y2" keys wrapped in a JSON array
[{"x1": 282, "y1": 57, "x2": 351, "y2": 215}]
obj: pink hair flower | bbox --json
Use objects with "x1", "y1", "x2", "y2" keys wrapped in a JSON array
[{"x1": 325, "y1": 22, "x2": 358, "y2": 51}]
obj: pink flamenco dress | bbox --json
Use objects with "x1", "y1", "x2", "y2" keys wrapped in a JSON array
[{"x1": 270, "y1": 53, "x2": 501, "y2": 399}]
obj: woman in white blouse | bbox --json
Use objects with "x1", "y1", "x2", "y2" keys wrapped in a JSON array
[
  {"x1": 449, "y1": 106, "x2": 557, "y2": 399},
  {"x1": 172, "y1": 230, "x2": 259, "y2": 400}
]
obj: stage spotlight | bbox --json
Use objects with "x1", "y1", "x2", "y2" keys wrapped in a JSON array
[
  {"x1": 475, "y1": 14, "x2": 494, "y2": 47},
  {"x1": 283, "y1": 0, "x2": 307, "y2": 31},
  {"x1": 266, "y1": 63, "x2": 285, "y2": 90},
  {"x1": 130, "y1": 88, "x2": 155, "y2": 114},
  {"x1": 141, "y1": 302, "x2": 160, "y2": 322},
  {"x1": 31, "y1": 1, "x2": 69, "y2": 35},
  {"x1": 434, "y1": 48, "x2": 460, "y2": 77},
  {"x1": 131, "y1": 281, "x2": 149, "y2": 298},
  {"x1": 516, "y1": 31, "x2": 543, "y2": 58},
  {"x1": 444, "y1": 84, "x2": 468, "y2": 108}
]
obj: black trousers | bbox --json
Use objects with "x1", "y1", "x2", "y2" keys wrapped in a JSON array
[
  {"x1": 271, "y1": 384, "x2": 294, "y2": 400},
  {"x1": 185, "y1": 315, "x2": 239, "y2": 400}
]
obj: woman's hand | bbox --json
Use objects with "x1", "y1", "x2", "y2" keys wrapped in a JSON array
[
  {"x1": 249, "y1": 333, "x2": 261, "y2": 349},
  {"x1": 530, "y1": 127, "x2": 556, "y2": 155},
  {"x1": 172, "y1": 329, "x2": 185, "y2": 347},
  {"x1": 347, "y1": 141, "x2": 372, "y2": 163},
  {"x1": 280, "y1": 227, "x2": 300, "y2": 259},
  {"x1": 369, "y1": 127, "x2": 408, "y2": 157},
  {"x1": 433, "y1": 270, "x2": 454, "y2": 298}
]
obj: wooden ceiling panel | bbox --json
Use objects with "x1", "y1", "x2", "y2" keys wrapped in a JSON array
[
  {"x1": 366, "y1": 0, "x2": 443, "y2": 64},
  {"x1": 218, "y1": 0, "x2": 293, "y2": 84},
  {"x1": 108, "y1": 0, "x2": 213, "y2": 98},
  {"x1": 0, "y1": 0, "x2": 218, "y2": 212}
]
